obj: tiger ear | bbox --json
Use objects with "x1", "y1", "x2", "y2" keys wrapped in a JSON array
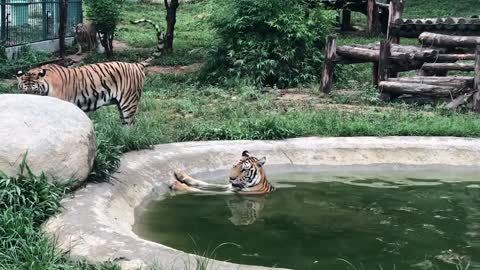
[
  {"x1": 16, "y1": 70, "x2": 24, "y2": 77},
  {"x1": 257, "y1": 157, "x2": 266, "y2": 167},
  {"x1": 39, "y1": 69, "x2": 46, "y2": 77},
  {"x1": 242, "y1": 150, "x2": 250, "y2": 157}
]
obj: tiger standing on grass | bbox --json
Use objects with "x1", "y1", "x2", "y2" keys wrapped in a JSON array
[
  {"x1": 16, "y1": 61, "x2": 147, "y2": 126},
  {"x1": 171, "y1": 151, "x2": 275, "y2": 195},
  {"x1": 72, "y1": 21, "x2": 98, "y2": 55}
]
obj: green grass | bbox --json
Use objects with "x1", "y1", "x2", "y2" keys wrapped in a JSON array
[
  {"x1": 116, "y1": 1, "x2": 214, "y2": 66},
  {"x1": 89, "y1": 73, "x2": 480, "y2": 158},
  {"x1": 0, "y1": 48, "x2": 52, "y2": 79},
  {"x1": 0, "y1": 157, "x2": 121, "y2": 270}
]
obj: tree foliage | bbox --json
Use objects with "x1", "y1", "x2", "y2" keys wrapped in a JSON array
[
  {"x1": 85, "y1": 0, "x2": 125, "y2": 56},
  {"x1": 201, "y1": 0, "x2": 335, "y2": 88}
]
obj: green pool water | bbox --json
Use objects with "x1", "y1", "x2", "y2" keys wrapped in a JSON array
[{"x1": 134, "y1": 172, "x2": 480, "y2": 269}]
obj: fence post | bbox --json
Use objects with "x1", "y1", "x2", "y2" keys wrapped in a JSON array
[
  {"x1": 387, "y1": 0, "x2": 404, "y2": 44},
  {"x1": 42, "y1": 0, "x2": 48, "y2": 39},
  {"x1": 59, "y1": 0, "x2": 67, "y2": 56},
  {"x1": 472, "y1": 46, "x2": 480, "y2": 112},
  {"x1": 320, "y1": 35, "x2": 337, "y2": 94},
  {"x1": 1, "y1": 0, "x2": 5, "y2": 41}
]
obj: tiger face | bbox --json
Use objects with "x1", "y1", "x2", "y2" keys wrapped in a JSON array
[
  {"x1": 16, "y1": 68, "x2": 49, "y2": 95},
  {"x1": 229, "y1": 151, "x2": 266, "y2": 189}
]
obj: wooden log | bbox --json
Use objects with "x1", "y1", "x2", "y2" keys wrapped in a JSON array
[
  {"x1": 341, "y1": 9, "x2": 352, "y2": 31},
  {"x1": 321, "y1": 35, "x2": 337, "y2": 94},
  {"x1": 436, "y1": 54, "x2": 475, "y2": 62},
  {"x1": 388, "y1": 76, "x2": 474, "y2": 87},
  {"x1": 379, "y1": 81, "x2": 468, "y2": 97},
  {"x1": 446, "y1": 92, "x2": 473, "y2": 110},
  {"x1": 387, "y1": 0, "x2": 404, "y2": 43},
  {"x1": 337, "y1": 46, "x2": 379, "y2": 62},
  {"x1": 422, "y1": 63, "x2": 474, "y2": 72},
  {"x1": 472, "y1": 46, "x2": 480, "y2": 111},
  {"x1": 419, "y1": 32, "x2": 480, "y2": 48},
  {"x1": 367, "y1": 0, "x2": 380, "y2": 35}
]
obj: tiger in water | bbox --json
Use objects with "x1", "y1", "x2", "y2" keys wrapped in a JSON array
[
  {"x1": 16, "y1": 61, "x2": 147, "y2": 126},
  {"x1": 171, "y1": 151, "x2": 275, "y2": 195}
]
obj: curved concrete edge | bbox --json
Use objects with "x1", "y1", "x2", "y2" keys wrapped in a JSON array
[{"x1": 44, "y1": 137, "x2": 480, "y2": 270}]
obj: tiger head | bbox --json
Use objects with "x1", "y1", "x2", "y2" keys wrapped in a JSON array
[
  {"x1": 229, "y1": 151, "x2": 267, "y2": 189},
  {"x1": 16, "y1": 68, "x2": 49, "y2": 95},
  {"x1": 72, "y1": 23, "x2": 82, "y2": 34}
]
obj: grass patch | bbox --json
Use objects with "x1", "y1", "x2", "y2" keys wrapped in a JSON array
[
  {"x1": 116, "y1": 1, "x2": 214, "y2": 66},
  {"x1": 0, "y1": 158, "x2": 120, "y2": 270},
  {"x1": 0, "y1": 48, "x2": 52, "y2": 79},
  {"x1": 88, "y1": 73, "x2": 480, "y2": 158}
]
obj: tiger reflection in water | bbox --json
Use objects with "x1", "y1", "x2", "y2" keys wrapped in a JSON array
[{"x1": 170, "y1": 151, "x2": 274, "y2": 226}]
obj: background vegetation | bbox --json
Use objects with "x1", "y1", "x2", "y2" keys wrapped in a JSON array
[{"x1": 1, "y1": 0, "x2": 480, "y2": 269}]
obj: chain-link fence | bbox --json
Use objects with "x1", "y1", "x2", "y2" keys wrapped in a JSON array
[{"x1": 0, "y1": 0, "x2": 82, "y2": 47}]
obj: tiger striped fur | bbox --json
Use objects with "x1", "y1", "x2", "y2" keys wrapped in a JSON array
[
  {"x1": 131, "y1": 19, "x2": 165, "y2": 55},
  {"x1": 72, "y1": 22, "x2": 98, "y2": 55},
  {"x1": 171, "y1": 151, "x2": 275, "y2": 195},
  {"x1": 16, "y1": 62, "x2": 146, "y2": 126}
]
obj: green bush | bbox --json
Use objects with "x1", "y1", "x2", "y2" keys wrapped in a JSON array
[
  {"x1": 201, "y1": 0, "x2": 334, "y2": 88},
  {"x1": 85, "y1": 0, "x2": 125, "y2": 56}
]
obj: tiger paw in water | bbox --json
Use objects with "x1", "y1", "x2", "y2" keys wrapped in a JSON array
[{"x1": 169, "y1": 179, "x2": 191, "y2": 193}]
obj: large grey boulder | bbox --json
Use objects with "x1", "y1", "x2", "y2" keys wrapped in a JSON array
[{"x1": 0, "y1": 94, "x2": 96, "y2": 185}]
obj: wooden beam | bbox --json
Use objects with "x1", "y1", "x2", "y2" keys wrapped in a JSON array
[
  {"x1": 419, "y1": 32, "x2": 480, "y2": 48},
  {"x1": 321, "y1": 35, "x2": 337, "y2": 94},
  {"x1": 379, "y1": 81, "x2": 468, "y2": 97},
  {"x1": 436, "y1": 54, "x2": 475, "y2": 62},
  {"x1": 472, "y1": 46, "x2": 480, "y2": 111},
  {"x1": 388, "y1": 76, "x2": 474, "y2": 87},
  {"x1": 422, "y1": 63, "x2": 474, "y2": 72}
]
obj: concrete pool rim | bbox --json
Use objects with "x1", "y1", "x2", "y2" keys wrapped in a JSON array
[{"x1": 44, "y1": 136, "x2": 480, "y2": 270}]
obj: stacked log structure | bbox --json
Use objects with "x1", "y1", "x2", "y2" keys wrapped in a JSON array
[{"x1": 320, "y1": 34, "x2": 480, "y2": 111}]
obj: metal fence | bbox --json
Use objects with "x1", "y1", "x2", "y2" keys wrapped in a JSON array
[{"x1": 0, "y1": 0, "x2": 82, "y2": 47}]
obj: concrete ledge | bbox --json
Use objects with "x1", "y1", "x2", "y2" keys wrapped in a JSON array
[
  {"x1": 6, "y1": 37, "x2": 74, "y2": 59},
  {"x1": 44, "y1": 137, "x2": 480, "y2": 270}
]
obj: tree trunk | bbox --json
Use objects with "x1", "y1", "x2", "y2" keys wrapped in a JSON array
[
  {"x1": 367, "y1": 0, "x2": 380, "y2": 35},
  {"x1": 58, "y1": 0, "x2": 68, "y2": 57},
  {"x1": 164, "y1": 0, "x2": 179, "y2": 53},
  {"x1": 419, "y1": 32, "x2": 480, "y2": 48},
  {"x1": 341, "y1": 9, "x2": 351, "y2": 31}
]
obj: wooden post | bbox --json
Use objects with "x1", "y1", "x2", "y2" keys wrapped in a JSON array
[
  {"x1": 0, "y1": 0, "x2": 5, "y2": 41},
  {"x1": 321, "y1": 35, "x2": 337, "y2": 94},
  {"x1": 378, "y1": 40, "x2": 391, "y2": 82},
  {"x1": 58, "y1": 0, "x2": 68, "y2": 57},
  {"x1": 472, "y1": 46, "x2": 480, "y2": 112},
  {"x1": 341, "y1": 9, "x2": 351, "y2": 31},
  {"x1": 387, "y1": 0, "x2": 404, "y2": 44},
  {"x1": 367, "y1": 0, "x2": 380, "y2": 35}
]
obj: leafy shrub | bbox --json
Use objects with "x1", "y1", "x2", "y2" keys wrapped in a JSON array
[
  {"x1": 201, "y1": 0, "x2": 335, "y2": 88},
  {"x1": 0, "y1": 47, "x2": 52, "y2": 79},
  {"x1": 85, "y1": 0, "x2": 125, "y2": 56}
]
